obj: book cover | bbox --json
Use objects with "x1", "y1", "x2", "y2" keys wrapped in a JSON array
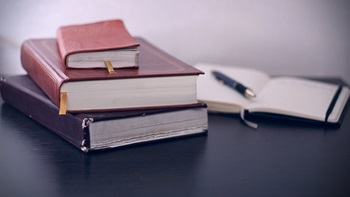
[
  {"x1": 21, "y1": 38, "x2": 204, "y2": 113},
  {"x1": 0, "y1": 75, "x2": 208, "y2": 152},
  {"x1": 57, "y1": 19, "x2": 140, "y2": 68}
]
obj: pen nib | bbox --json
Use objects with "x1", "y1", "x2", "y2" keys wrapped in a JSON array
[{"x1": 245, "y1": 89, "x2": 256, "y2": 99}]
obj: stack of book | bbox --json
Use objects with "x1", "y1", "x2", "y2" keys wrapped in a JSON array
[{"x1": 0, "y1": 20, "x2": 208, "y2": 152}]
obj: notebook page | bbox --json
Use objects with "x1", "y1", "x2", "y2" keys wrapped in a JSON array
[
  {"x1": 246, "y1": 77, "x2": 344, "y2": 122},
  {"x1": 195, "y1": 64, "x2": 270, "y2": 113}
]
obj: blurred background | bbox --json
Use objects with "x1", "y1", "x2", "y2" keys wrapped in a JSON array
[{"x1": 1, "y1": 0, "x2": 349, "y2": 83}]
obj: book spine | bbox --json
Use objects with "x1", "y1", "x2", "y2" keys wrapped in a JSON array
[
  {"x1": 21, "y1": 40, "x2": 65, "y2": 107},
  {"x1": 0, "y1": 77, "x2": 87, "y2": 151},
  {"x1": 56, "y1": 29, "x2": 67, "y2": 63}
]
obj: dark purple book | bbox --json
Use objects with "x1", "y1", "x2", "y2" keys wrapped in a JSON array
[{"x1": 0, "y1": 75, "x2": 208, "y2": 152}]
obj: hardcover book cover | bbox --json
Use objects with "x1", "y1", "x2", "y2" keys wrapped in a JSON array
[
  {"x1": 57, "y1": 19, "x2": 140, "y2": 68},
  {"x1": 0, "y1": 75, "x2": 208, "y2": 152},
  {"x1": 21, "y1": 37, "x2": 204, "y2": 113}
]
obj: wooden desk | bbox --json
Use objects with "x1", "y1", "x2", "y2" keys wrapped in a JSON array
[{"x1": 1, "y1": 91, "x2": 349, "y2": 196}]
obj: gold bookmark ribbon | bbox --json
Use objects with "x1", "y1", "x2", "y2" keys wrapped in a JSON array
[
  {"x1": 59, "y1": 92, "x2": 67, "y2": 115},
  {"x1": 104, "y1": 60, "x2": 115, "y2": 74}
]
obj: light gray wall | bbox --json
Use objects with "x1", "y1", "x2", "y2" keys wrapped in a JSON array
[{"x1": 1, "y1": 0, "x2": 349, "y2": 83}]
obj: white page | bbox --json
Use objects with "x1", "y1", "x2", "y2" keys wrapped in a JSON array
[
  {"x1": 195, "y1": 63, "x2": 270, "y2": 113},
  {"x1": 246, "y1": 77, "x2": 343, "y2": 122}
]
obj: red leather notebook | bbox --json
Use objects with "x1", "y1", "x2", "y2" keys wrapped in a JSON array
[
  {"x1": 57, "y1": 20, "x2": 140, "y2": 68},
  {"x1": 0, "y1": 75, "x2": 208, "y2": 152},
  {"x1": 21, "y1": 37, "x2": 204, "y2": 114}
]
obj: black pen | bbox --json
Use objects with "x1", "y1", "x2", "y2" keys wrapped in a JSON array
[{"x1": 212, "y1": 70, "x2": 256, "y2": 99}]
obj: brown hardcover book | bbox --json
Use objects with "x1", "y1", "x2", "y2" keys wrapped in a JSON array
[
  {"x1": 21, "y1": 37, "x2": 204, "y2": 114},
  {"x1": 57, "y1": 20, "x2": 140, "y2": 68},
  {"x1": 0, "y1": 75, "x2": 208, "y2": 152}
]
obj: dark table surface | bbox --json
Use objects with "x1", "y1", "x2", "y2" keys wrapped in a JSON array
[{"x1": 1, "y1": 93, "x2": 350, "y2": 197}]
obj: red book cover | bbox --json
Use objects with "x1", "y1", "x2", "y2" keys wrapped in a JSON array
[{"x1": 57, "y1": 19, "x2": 140, "y2": 67}]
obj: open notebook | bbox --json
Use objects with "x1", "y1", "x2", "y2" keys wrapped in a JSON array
[{"x1": 196, "y1": 63, "x2": 349, "y2": 127}]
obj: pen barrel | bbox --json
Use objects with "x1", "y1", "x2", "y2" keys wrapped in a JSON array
[
  {"x1": 212, "y1": 70, "x2": 255, "y2": 98},
  {"x1": 234, "y1": 83, "x2": 246, "y2": 95}
]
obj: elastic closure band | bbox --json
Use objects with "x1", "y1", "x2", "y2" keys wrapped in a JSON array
[
  {"x1": 240, "y1": 108, "x2": 258, "y2": 129},
  {"x1": 325, "y1": 85, "x2": 342, "y2": 122}
]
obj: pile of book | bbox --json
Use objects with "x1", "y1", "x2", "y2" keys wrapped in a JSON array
[{"x1": 0, "y1": 20, "x2": 208, "y2": 152}]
